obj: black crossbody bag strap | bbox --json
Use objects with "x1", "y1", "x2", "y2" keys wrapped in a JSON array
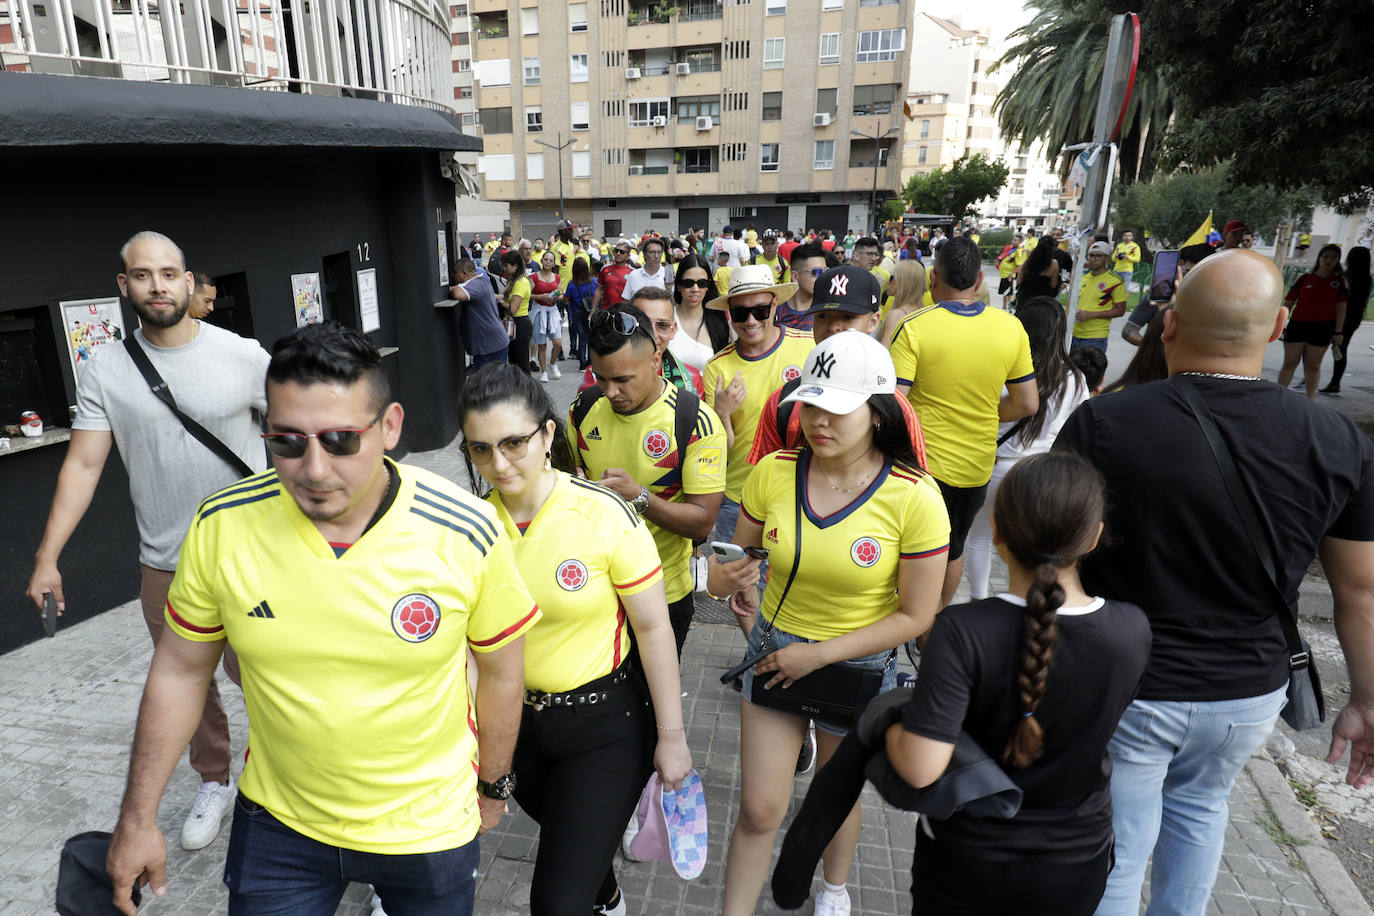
[
  {"x1": 758, "y1": 469, "x2": 806, "y2": 647},
  {"x1": 1172, "y1": 378, "x2": 1307, "y2": 669},
  {"x1": 123, "y1": 337, "x2": 254, "y2": 479}
]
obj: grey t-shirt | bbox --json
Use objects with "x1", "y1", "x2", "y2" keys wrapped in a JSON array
[{"x1": 73, "y1": 322, "x2": 270, "y2": 570}]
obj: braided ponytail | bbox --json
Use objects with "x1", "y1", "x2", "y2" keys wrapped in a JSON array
[{"x1": 992, "y1": 451, "x2": 1105, "y2": 769}]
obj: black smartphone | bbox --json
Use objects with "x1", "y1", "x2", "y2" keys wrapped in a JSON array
[
  {"x1": 41, "y1": 592, "x2": 58, "y2": 638},
  {"x1": 720, "y1": 648, "x2": 776, "y2": 685},
  {"x1": 1150, "y1": 250, "x2": 1181, "y2": 303}
]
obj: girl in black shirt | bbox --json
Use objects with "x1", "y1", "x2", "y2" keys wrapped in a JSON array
[{"x1": 886, "y1": 451, "x2": 1152, "y2": 915}]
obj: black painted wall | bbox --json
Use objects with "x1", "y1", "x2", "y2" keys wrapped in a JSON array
[{"x1": 1, "y1": 142, "x2": 473, "y2": 654}]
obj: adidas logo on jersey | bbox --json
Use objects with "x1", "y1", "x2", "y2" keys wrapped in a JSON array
[
  {"x1": 587, "y1": 427, "x2": 602, "y2": 441},
  {"x1": 247, "y1": 600, "x2": 275, "y2": 619},
  {"x1": 765, "y1": 527, "x2": 779, "y2": 544}
]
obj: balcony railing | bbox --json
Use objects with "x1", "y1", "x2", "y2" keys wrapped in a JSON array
[
  {"x1": 0, "y1": 0, "x2": 457, "y2": 112},
  {"x1": 679, "y1": 0, "x2": 722, "y2": 21}
]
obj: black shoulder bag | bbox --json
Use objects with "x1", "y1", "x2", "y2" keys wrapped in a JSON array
[
  {"x1": 730, "y1": 459, "x2": 886, "y2": 729},
  {"x1": 1173, "y1": 377, "x2": 1324, "y2": 730},
  {"x1": 123, "y1": 337, "x2": 254, "y2": 479}
]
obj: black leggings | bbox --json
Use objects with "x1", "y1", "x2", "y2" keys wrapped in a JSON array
[
  {"x1": 513, "y1": 670, "x2": 654, "y2": 915},
  {"x1": 508, "y1": 315, "x2": 534, "y2": 369},
  {"x1": 911, "y1": 828, "x2": 1112, "y2": 916}
]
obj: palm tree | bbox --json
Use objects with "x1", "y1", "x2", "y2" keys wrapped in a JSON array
[{"x1": 992, "y1": 0, "x2": 1172, "y2": 185}]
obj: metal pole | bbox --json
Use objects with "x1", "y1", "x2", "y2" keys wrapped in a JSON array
[{"x1": 534, "y1": 131, "x2": 575, "y2": 220}]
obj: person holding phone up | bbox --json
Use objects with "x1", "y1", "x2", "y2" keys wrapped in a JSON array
[{"x1": 707, "y1": 331, "x2": 950, "y2": 916}]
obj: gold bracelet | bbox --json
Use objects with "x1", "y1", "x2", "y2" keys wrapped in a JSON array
[
  {"x1": 656, "y1": 724, "x2": 684, "y2": 731},
  {"x1": 707, "y1": 590, "x2": 731, "y2": 602}
]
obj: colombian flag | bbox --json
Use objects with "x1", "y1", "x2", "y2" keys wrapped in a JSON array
[{"x1": 1183, "y1": 212, "x2": 1213, "y2": 247}]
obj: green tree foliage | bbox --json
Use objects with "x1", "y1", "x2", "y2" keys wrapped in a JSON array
[
  {"x1": 1112, "y1": 163, "x2": 1320, "y2": 247},
  {"x1": 901, "y1": 154, "x2": 1010, "y2": 219},
  {"x1": 1137, "y1": 0, "x2": 1373, "y2": 212},
  {"x1": 879, "y1": 199, "x2": 907, "y2": 223},
  {"x1": 993, "y1": 0, "x2": 1173, "y2": 183}
]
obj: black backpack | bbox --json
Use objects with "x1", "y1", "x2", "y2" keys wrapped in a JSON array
[{"x1": 570, "y1": 384, "x2": 700, "y2": 485}]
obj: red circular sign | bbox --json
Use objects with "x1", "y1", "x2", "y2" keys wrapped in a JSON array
[
  {"x1": 643, "y1": 429, "x2": 671, "y2": 458},
  {"x1": 556, "y1": 559, "x2": 589, "y2": 591},
  {"x1": 782, "y1": 365, "x2": 802, "y2": 382},
  {"x1": 851, "y1": 537, "x2": 881, "y2": 568},
  {"x1": 391, "y1": 593, "x2": 441, "y2": 642}
]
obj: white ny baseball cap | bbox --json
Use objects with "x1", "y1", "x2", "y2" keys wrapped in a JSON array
[{"x1": 781, "y1": 330, "x2": 896, "y2": 416}]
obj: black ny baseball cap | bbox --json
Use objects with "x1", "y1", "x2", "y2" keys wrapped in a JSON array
[{"x1": 811, "y1": 265, "x2": 881, "y2": 315}]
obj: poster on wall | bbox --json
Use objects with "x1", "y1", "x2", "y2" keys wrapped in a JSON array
[
  {"x1": 357, "y1": 268, "x2": 380, "y2": 333},
  {"x1": 291, "y1": 272, "x2": 323, "y2": 327},
  {"x1": 60, "y1": 297, "x2": 127, "y2": 380},
  {"x1": 437, "y1": 230, "x2": 450, "y2": 286}
]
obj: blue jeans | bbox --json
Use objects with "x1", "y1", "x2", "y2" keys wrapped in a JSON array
[
  {"x1": 1116, "y1": 270, "x2": 1133, "y2": 289},
  {"x1": 1094, "y1": 684, "x2": 1287, "y2": 916},
  {"x1": 1072, "y1": 336, "x2": 1109, "y2": 353},
  {"x1": 569, "y1": 310, "x2": 590, "y2": 366},
  {"x1": 471, "y1": 345, "x2": 508, "y2": 368},
  {"x1": 223, "y1": 794, "x2": 479, "y2": 916},
  {"x1": 713, "y1": 495, "x2": 741, "y2": 544}
]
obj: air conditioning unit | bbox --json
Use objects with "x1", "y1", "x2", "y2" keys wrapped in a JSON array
[
  {"x1": 675, "y1": 62, "x2": 691, "y2": 75},
  {"x1": 813, "y1": 113, "x2": 832, "y2": 127},
  {"x1": 652, "y1": 115, "x2": 667, "y2": 127},
  {"x1": 625, "y1": 67, "x2": 641, "y2": 79},
  {"x1": 695, "y1": 116, "x2": 713, "y2": 130},
  {"x1": 629, "y1": 165, "x2": 644, "y2": 175}
]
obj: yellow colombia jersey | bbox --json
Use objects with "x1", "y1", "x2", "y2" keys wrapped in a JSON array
[
  {"x1": 165, "y1": 462, "x2": 539, "y2": 855},
  {"x1": 508, "y1": 275, "x2": 531, "y2": 318},
  {"x1": 713, "y1": 266, "x2": 734, "y2": 297},
  {"x1": 703, "y1": 327, "x2": 814, "y2": 501},
  {"x1": 1112, "y1": 241, "x2": 1141, "y2": 273},
  {"x1": 755, "y1": 254, "x2": 790, "y2": 284},
  {"x1": 741, "y1": 449, "x2": 950, "y2": 641},
  {"x1": 551, "y1": 239, "x2": 579, "y2": 292},
  {"x1": 889, "y1": 302, "x2": 1035, "y2": 488},
  {"x1": 1075, "y1": 270, "x2": 1127, "y2": 339},
  {"x1": 570, "y1": 381, "x2": 725, "y2": 603},
  {"x1": 998, "y1": 251, "x2": 1018, "y2": 279},
  {"x1": 489, "y1": 472, "x2": 663, "y2": 693}
]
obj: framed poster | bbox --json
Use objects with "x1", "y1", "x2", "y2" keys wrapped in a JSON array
[
  {"x1": 291, "y1": 272, "x2": 323, "y2": 327},
  {"x1": 60, "y1": 297, "x2": 127, "y2": 379},
  {"x1": 437, "y1": 229, "x2": 450, "y2": 286},
  {"x1": 357, "y1": 268, "x2": 380, "y2": 333}
]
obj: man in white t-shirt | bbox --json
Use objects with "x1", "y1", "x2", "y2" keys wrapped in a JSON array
[
  {"x1": 708, "y1": 225, "x2": 752, "y2": 268},
  {"x1": 622, "y1": 235, "x2": 676, "y2": 300},
  {"x1": 26, "y1": 230, "x2": 269, "y2": 854}
]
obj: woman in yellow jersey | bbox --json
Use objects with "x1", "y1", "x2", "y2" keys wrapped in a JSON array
[
  {"x1": 457, "y1": 363, "x2": 692, "y2": 916},
  {"x1": 707, "y1": 331, "x2": 950, "y2": 916},
  {"x1": 501, "y1": 249, "x2": 534, "y2": 373},
  {"x1": 878, "y1": 260, "x2": 930, "y2": 346}
]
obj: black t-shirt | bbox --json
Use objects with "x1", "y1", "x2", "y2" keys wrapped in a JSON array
[
  {"x1": 904, "y1": 595, "x2": 1151, "y2": 862},
  {"x1": 1056, "y1": 376, "x2": 1374, "y2": 701}
]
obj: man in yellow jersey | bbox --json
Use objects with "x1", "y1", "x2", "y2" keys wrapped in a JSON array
[
  {"x1": 550, "y1": 218, "x2": 580, "y2": 293},
  {"x1": 1073, "y1": 241, "x2": 1128, "y2": 352},
  {"x1": 106, "y1": 323, "x2": 536, "y2": 916},
  {"x1": 1113, "y1": 230, "x2": 1141, "y2": 288},
  {"x1": 753, "y1": 230, "x2": 791, "y2": 285},
  {"x1": 570, "y1": 303, "x2": 725, "y2": 655},
  {"x1": 702, "y1": 265, "x2": 812, "y2": 542},
  {"x1": 852, "y1": 236, "x2": 889, "y2": 296},
  {"x1": 889, "y1": 237, "x2": 1038, "y2": 608}
]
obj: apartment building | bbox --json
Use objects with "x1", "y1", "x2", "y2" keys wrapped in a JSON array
[
  {"x1": 901, "y1": 11, "x2": 1061, "y2": 229},
  {"x1": 469, "y1": 0, "x2": 914, "y2": 242},
  {"x1": 451, "y1": 2, "x2": 512, "y2": 233}
]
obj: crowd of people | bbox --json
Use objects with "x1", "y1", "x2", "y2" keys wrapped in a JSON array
[{"x1": 25, "y1": 225, "x2": 1374, "y2": 916}]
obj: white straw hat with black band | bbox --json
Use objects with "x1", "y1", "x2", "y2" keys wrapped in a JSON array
[{"x1": 704, "y1": 264, "x2": 798, "y2": 312}]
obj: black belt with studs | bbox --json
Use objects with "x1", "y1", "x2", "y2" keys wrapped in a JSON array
[{"x1": 524, "y1": 667, "x2": 630, "y2": 711}]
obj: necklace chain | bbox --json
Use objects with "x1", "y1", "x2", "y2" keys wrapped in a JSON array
[
  {"x1": 814, "y1": 449, "x2": 876, "y2": 494},
  {"x1": 1176, "y1": 370, "x2": 1263, "y2": 382}
]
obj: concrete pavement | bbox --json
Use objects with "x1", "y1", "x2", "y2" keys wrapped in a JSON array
[{"x1": 4, "y1": 314, "x2": 1373, "y2": 914}]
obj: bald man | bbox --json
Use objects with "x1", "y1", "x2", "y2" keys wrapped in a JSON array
[{"x1": 1055, "y1": 250, "x2": 1374, "y2": 915}]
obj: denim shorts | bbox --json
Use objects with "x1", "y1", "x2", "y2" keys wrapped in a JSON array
[
  {"x1": 531, "y1": 304, "x2": 562, "y2": 344},
  {"x1": 740, "y1": 610, "x2": 897, "y2": 737}
]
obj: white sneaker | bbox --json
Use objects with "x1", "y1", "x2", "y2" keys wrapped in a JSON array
[
  {"x1": 621, "y1": 814, "x2": 642, "y2": 861},
  {"x1": 814, "y1": 885, "x2": 852, "y2": 916},
  {"x1": 592, "y1": 886, "x2": 628, "y2": 915},
  {"x1": 539, "y1": 371, "x2": 549, "y2": 383},
  {"x1": 368, "y1": 887, "x2": 388, "y2": 916},
  {"x1": 551, "y1": 364, "x2": 562, "y2": 380},
  {"x1": 179, "y1": 777, "x2": 236, "y2": 850}
]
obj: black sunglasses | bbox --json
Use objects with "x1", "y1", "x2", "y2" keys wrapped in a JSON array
[
  {"x1": 729, "y1": 304, "x2": 774, "y2": 323},
  {"x1": 679, "y1": 277, "x2": 713, "y2": 289},
  {"x1": 592, "y1": 309, "x2": 655, "y2": 344},
  {"x1": 261, "y1": 406, "x2": 386, "y2": 458}
]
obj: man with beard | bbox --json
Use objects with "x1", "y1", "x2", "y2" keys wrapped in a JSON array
[{"x1": 26, "y1": 230, "x2": 269, "y2": 853}]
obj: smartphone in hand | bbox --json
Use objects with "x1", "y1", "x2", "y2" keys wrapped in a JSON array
[
  {"x1": 707, "y1": 540, "x2": 770, "y2": 563},
  {"x1": 41, "y1": 592, "x2": 58, "y2": 638},
  {"x1": 1149, "y1": 250, "x2": 1181, "y2": 303}
]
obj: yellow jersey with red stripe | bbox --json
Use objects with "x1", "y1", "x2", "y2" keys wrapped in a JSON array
[
  {"x1": 165, "y1": 461, "x2": 538, "y2": 854},
  {"x1": 741, "y1": 449, "x2": 950, "y2": 640},
  {"x1": 569, "y1": 382, "x2": 725, "y2": 603},
  {"x1": 703, "y1": 327, "x2": 814, "y2": 500},
  {"x1": 1075, "y1": 270, "x2": 1128, "y2": 339},
  {"x1": 889, "y1": 302, "x2": 1035, "y2": 488},
  {"x1": 490, "y1": 472, "x2": 664, "y2": 692},
  {"x1": 755, "y1": 254, "x2": 790, "y2": 285},
  {"x1": 508, "y1": 275, "x2": 532, "y2": 318}
]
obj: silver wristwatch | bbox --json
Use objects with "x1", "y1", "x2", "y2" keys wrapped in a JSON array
[{"x1": 630, "y1": 485, "x2": 650, "y2": 515}]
